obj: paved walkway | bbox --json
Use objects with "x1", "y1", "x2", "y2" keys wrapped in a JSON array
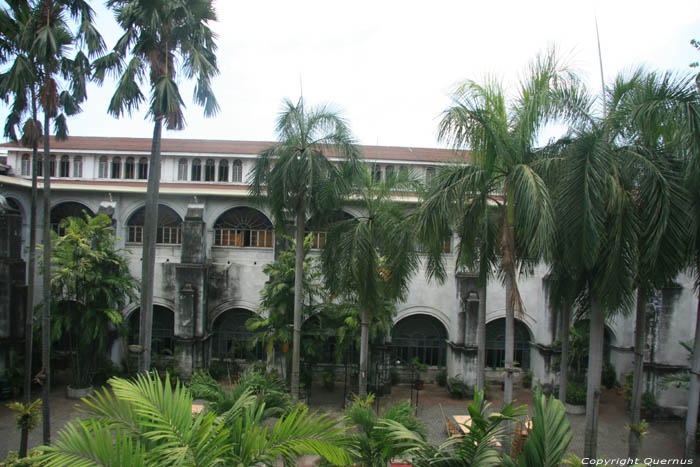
[{"x1": 1, "y1": 383, "x2": 699, "y2": 464}]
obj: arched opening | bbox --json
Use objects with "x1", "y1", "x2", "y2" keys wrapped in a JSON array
[
  {"x1": 98, "y1": 156, "x2": 108, "y2": 178},
  {"x1": 128, "y1": 306, "x2": 175, "y2": 355},
  {"x1": 127, "y1": 205, "x2": 182, "y2": 244},
  {"x1": 59, "y1": 155, "x2": 70, "y2": 177},
  {"x1": 213, "y1": 207, "x2": 273, "y2": 247},
  {"x1": 211, "y1": 309, "x2": 264, "y2": 361},
  {"x1": 306, "y1": 210, "x2": 353, "y2": 249},
  {"x1": 485, "y1": 318, "x2": 532, "y2": 370},
  {"x1": 218, "y1": 160, "x2": 228, "y2": 182},
  {"x1": 232, "y1": 159, "x2": 242, "y2": 183},
  {"x1": 204, "y1": 159, "x2": 215, "y2": 181},
  {"x1": 124, "y1": 157, "x2": 135, "y2": 179},
  {"x1": 73, "y1": 156, "x2": 82, "y2": 178},
  {"x1": 50, "y1": 202, "x2": 95, "y2": 235},
  {"x1": 177, "y1": 159, "x2": 188, "y2": 181},
  {"x1": 137, "y1": 158, "x2": 148, "y2": 180},
  {"x1": 392, "y1": 314, "x2": 447, "y2": 366},
  {"x1": 111, "y1": 157, "x2": 121, "y2": 179},
  {"x1": 191, "y1": 159, "x2": 201, "y2": 181}
]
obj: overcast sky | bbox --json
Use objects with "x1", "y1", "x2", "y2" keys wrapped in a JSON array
[{"x1": 2, "y1": 0, "x2": 700, "y2": 149}]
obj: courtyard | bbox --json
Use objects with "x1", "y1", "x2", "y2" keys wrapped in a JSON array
[{"x1": 2, "y1": 382, "x2": 696, "y2": 464}]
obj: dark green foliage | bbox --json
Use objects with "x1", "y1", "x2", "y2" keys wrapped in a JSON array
[
  {"x1": 435, "y1": 368, "x2": 447, "y2": 387},
  {"x1": 565, "y1": 380, "x2": 586, "y2": 406},
  {"x1": 48, "y1": 214, "x2": 138, "y2": 388},
  {"x1": 601, "y1": 361, "x2": 617, "y2": 389},
  {"x1": 641, "y1": 391, "x2": 658, "y2": 415},
  {"x1": 447, "y1": 377, "x2": 471, "y2": 399},
  {"x1": 522, "y1": 370, "x2": 533, "y2": 389},
  {"x1": 207, "y1": 359, "x2": 241, "y2": 382}
]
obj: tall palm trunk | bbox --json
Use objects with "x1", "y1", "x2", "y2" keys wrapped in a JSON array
[
  {"x1": 138, "y1": 118, "x2": 162, "y2": 373},
  {"x1": 290, "y1": 205, "x2": 305, "y2": 400},
  {"x1": 41, "y1": 111, "x2": 51, "y2": 445},
  {"x1": 359, "y1": 307, "x2": 370, "y2": 398},
  {"x1": 629, "y1": 291, "x2": 646, "y2": 458},
  {"x1": 584, "y1": 298, "x2": 605, "y2": 458},
  {"x1": 558, "y1": 305, "x2": 569, "y2": 402},
  {"x1": 504, "y1": 273, "x2": 515, "y2": 404},
  {"x1": 684, "y1": 285, "x2": 700, "y2": 459},
  {"x1": 475, "y1": 284, "x2": 486, "y2": 392},
  {"x1": 20, "y1": 97, "x2": 40, "y2": 457}
]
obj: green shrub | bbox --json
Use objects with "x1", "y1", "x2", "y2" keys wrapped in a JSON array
[
  {"x1": 322, "y1": 368, "x2": 335, "y2": 391},
  {"x1": 2, "y1": 448, "x2": 43, "y2": 466},
  {"x1": 522, "y1": 370, "x2": 533, "y2": 389},
  {"x1": 435, "y1": 368, "x2": 447, "y2": 387},
  {"x1": 447, "y1": 377, "x2": 471, "y2": 399},
  {"x1": 565, "y1": 379, "x2": 586, "y2": 405},
  {"x1": 641, "y1": 391, "x2": 658, "y2": 415},
  {"x1": 208, "y1": 359, "x2": 241, "y2": 381},
  {"x1": 601, "y1": 361, "x2": 617, "y2": 389}
]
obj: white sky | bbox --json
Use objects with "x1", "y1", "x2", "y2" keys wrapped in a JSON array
[{"x1": 3, "y1": 0, "x2": 700, "y2": 148}]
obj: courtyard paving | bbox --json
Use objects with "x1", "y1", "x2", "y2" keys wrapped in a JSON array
[{"x1": 1, "y1": 382, "x2": 698, "y2": 464}]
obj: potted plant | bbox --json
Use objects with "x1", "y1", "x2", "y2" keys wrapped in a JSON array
[
  {"x1": 410, "y1": 357, "x2": 427, "y2": 390},
  {"x1": 435, "y1": 368, "x2": 447, "y2": 387},
  {"x1": 447, "y1": 376, "x2": 471, "y2": 399},
  {"x1": 564, "y1": 379, "x2": 586, "y2": 415}
]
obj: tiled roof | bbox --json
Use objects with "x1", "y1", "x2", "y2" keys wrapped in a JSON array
[{"x1": 0, "y1": 136, "x2": 468, "y2": 164}]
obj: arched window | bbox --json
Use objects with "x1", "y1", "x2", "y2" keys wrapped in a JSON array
[
  {"x1": 73, "y1": 156, "x2": 82, "y2": 178},
  {"x1": 21, "y1": 154, "x2": 30, "y2": 176},
  {"x1": 138, "y1": 158, "x2": 148, "y2": 179},
  {"x1": 37, "y1": 156, "x2": 43, "y2": 177},
  {"x1": 124, "y1": 157, "x2": 135, "y2": 179},
  {"x1": 232, "y1": 159, "x2": 242, "y2": 183},
  {"x1": 127, "y1": 205, "x2": 182, "y2": 244},
  {"x1": 214, "y1": 207, "x2": 273, "y2": 247},
  {"x1": 177, "y1": 159, "x2": 188, "y2": 181},
  {"x1": 49, "y1": 156, "x2": 56, "y2": 177},
  {"x1": 191, "y1": 159, "x2": 202, "y2": 181},
  {"x1": 204, "y1": 159, "x2": 215, "y2": 181},
  {"x1": 392, "y1": 315, "x2": 447, "y2": 366},
  {"x1": 111, "y1": 157, "x2": 121, "y2": 179},
  {"x1": 98, "y1": 156, "x2": 108, "y2": 178},
  {"x1": 128, "y1": 306, "x2": 175, "y2": 355},
  {"x1": 50, "y1": 202, "x2": 94, "y2": 236},
  {"x1": 212, "y1": 309, "x2": 264, "y2": 360},
  {"x1": 372, "y1": 164, "x2": 382, "y2": 182},
  {"x1": 59, "y1": 155, "x2": 70, "y2": 177},
  {"x1": 218, "y1": 160, "x2": 229, "y2": 182},
  {"x1": 485, "y1": 318, "x2": 531, "y2": 369}
]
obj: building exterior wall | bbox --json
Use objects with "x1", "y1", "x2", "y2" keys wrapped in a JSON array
[{"x1": 0, "y1": 138, "x2": 696, "y2": 412}]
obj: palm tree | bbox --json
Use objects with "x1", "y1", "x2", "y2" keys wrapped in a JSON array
[
  {"x1": 24, "y1": 0, "x2": 105, "y2": 444},
  {"x1": 96, "y1": 0, "x2": 219, "y2": 374},
  {"x1": 37, "y1": 372, "x2": 352, "y2": 466},
  {"x1": 0, "y1": 0, "x2": 42, "y2": 455},
  {"x1": 611, "y1": 69, "x2": 693, "y2": 458},
  {"x1": 417, "y1": 163, "x2": 501, "y2": 392},
  {"x1": 249, "y1": 97, "x2": 360, "y2": 399},
  {"x1": 427, "y1": 50, "x2": 578, "y2": 403},
  {"x1": 320, "y1": 164, "x2": 420, "y2": 398}
]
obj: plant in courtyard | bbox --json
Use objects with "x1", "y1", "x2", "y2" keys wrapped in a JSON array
[
  {"x1": 321, "y1": 163, "x2": 420, "y2": 398},
  {"x1": 250, "y1": 96, "x2": 360, "y2": 399},
  {"x1": 7, "y1": 399, "x2": 42, "y2": 458},
  {"x1": 49, "y1": 214, "x2": 138, "y2": 389},
  {"x1": 96, "y1": 0, "x2": 219, "y2": 374},
  {"x1": 338, "y1": 394, "x2": 426, "y2": 467},
  {"x1": 38, "y1": 372, "x2": 352, "y2": 466},
  {"x1": 418, "y1": 49, "x2": 579, "y2": 403},
  {"x1": 384, "y1": 388, "x2": 525, "y2": 466}
]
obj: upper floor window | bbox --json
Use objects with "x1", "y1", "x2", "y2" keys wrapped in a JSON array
[
  {"x1": 232, "y1": 159, "x2": 242, "y2": 183},
  {"x1": 49, "y1": 156, "x2": 56, "y2": 177},
  {"x1": 73, "y1": 156, "x2": 82, "y2": 178},
  {"x1": 191, "y1": 159, "x2": 201, "y2": 181},
  {"x1": 98, "y1": 156, "x2": 108, "y2": 178},
  {"x1": 21, "y1": 154, "x2": 30, "y2": 176},
  {"x1": 214, "y1": 207, "x2": 273, "y2": 247},
  {"x1": 138, "y1": 158, "x2": 148, "y2": 179},
  {"x1": 372, "y1": 164, "x2": 382, "y2": 182},
  {"x1": 124, "y1": 157, "x2": 135, "y2": 179},
  {"x1": 111, "y1": 157, "x2": 121, "y2": 179},
  {"x1": 59, "y1": 155, "x2": 70, "y2": 177},
  {"x1": 177, "y1": 159, "x2": 188, "y2": 181},
  {"x1": 218, "y1": 160, "x2": 228, "y2": 182},
  {"x1": 127, "y1": 204, "x2": 182, "y2": 244},
  {"x1": 425, "y1": 166, "x2": 436, "y2": 183},
  {"x1": 204, "y1": 159, "x2": 215, "y2": 181},
  {"x1": 37, "y1": 156, "x2": 43, "y2": 177}
]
